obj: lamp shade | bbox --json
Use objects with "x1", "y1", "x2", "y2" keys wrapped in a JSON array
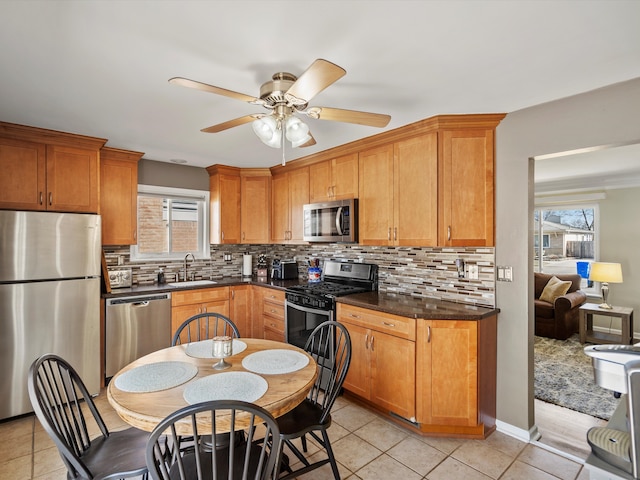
[
  {"x1": 285, "y1": 116, "x2": 311, "y2": 148},
  {"x1": 252, "y1": 116, "x2": 281, "y2": 148},
  {"x1": 589, "y1": 262, "x2": 623, "y2": 283}
]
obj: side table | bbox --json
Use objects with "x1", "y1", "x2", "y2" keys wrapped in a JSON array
[{"x1": 579, "y1": 302, "x2": 634, "y2": 344}]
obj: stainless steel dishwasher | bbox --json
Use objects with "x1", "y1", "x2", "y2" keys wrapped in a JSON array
[{"x1": 105, "y1": 293, "x2": 172, "y2": 378}]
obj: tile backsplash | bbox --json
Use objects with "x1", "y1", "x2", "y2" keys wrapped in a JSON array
[{"x1": 103, "y1": 244, "x2": 495, "y2": 307}]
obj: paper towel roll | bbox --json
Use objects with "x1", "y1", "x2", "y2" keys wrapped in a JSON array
[{"x1": 242, "y1": 254, "x2": 252, "y2": 277}]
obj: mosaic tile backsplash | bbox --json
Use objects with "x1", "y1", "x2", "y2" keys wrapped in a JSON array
[{"x1": 103, "y1": 244, "x2": 495, "y2": 308}]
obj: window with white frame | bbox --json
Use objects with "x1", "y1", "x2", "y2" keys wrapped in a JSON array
[{"x1": 130, "y1": 185, "x2": 209, "y2": 261}]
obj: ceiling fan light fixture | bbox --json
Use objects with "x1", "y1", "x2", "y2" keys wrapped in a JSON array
[
  {"x1": 252, "y1": 116, "x2": 281, "y2": 148},
  {"x1": 285, "y1": 116, "x2": 311, "y2": 147}
]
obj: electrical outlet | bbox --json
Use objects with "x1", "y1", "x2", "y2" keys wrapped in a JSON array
[
  {"x1": 223, "y1": 253, "x2": 232, "y2": 262},
  {"x1": 468, "y1": 264, "x2": 479, "y2": 280}
]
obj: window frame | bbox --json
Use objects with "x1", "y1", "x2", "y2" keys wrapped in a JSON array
[{"x1": 130, "y1": 184, "x2": 210, "y2": 262}]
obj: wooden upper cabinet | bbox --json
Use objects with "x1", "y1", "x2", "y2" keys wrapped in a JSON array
[
  {"x1": 271, "y1": 167, "x2": 309, "y2": 243},
  {"x1": 208, "y1": 165, "x2": 241, "y2": 244},
  {"x1": 0, "y1": 137, "x2": 46, "y2": 210},
  {"x1": 309, "y1": 153, "x2": 358, "y2": 203},
  {"x1": 0, "y1": 122, "x2": 105, "y2": 213},
  {"x1": 358, "y1": 144, "x2": 394, "y2": 245},
  {"x1": 438, "y1": 128, "x2": 496, "y2": 246},
  {"x1": 358, "y1": 134, "x2": 437, "y2": 246},
  {"x1": 100, "y1": 147, "x2": 143, "y2": 245},
  {"x1": 240, "y1": 170, "x2": 271, "y2": 244}
]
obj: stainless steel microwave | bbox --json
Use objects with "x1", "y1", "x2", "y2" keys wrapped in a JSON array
[{"x1": 303, "y1": 199, "x2": 358, "y2": 243}]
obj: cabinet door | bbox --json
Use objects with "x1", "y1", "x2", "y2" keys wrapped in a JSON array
[
  {"x1": 417, "y1": 320, "x2": 478, "y2": 426},
  {"x1": 0, "y1": 137, "x2": 46, "y2": 210},
  {"x1": 241, "y1": 175, "x2": 270, "y2": 243},
  {"x1": 171, "y1": 304, "x2": 203, "y2": 340},
  {"x1": 101, "y1": 154, "x2": 139, "y2": 245},
  {"x1": 46, "y1": 145, "x2": 99, "y2": 213},
  {"x1": 288, "y1": 167, "x2": 309, "y2": 242},
  {"x1": 371, "y1": 331, "x2": 416, "y2": 420},
  {"x1": 218, "y1": 173, "x2": 242, "y2": 244},
  {"x1": 439, "y1": 129, "x2": 494, "y2": 246},
  {"x1": 341, "y1": 322, "x2": 371, "y2": 399},
  {"x1": 394, "y1": 134, "x2": 438, "y2": 246},
  {"x1": 230, "y1": 285, "x2": 251, "y2": 337},
  {"x1": 331, "y1": 153, "x2": 359, "y2": 200},
  {"x1": 309, "y1": 160, "x2": 332, "y2": 203},
  {"x1": 271, "y1": 173, "x2": 290, "y2": 243},
  {"x1": 358, "y1": 144, "x2": 394, "y2": 245}
]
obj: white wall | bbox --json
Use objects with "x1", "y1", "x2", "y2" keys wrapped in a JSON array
[{"x1": 495, "y1": 77, "x2": 640, "y2": 434}]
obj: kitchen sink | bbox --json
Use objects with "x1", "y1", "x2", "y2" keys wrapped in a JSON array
[{"x1": 168, "y1": 280, "x2": 217, "y2": 287}]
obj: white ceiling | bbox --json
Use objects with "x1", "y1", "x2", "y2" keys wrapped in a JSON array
[{"x1": 1, "y1": 1, "x2": 639, "y2": 172}]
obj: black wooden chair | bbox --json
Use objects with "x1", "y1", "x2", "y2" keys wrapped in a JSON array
[
  {"x1": 145, "y1": 400, "x2": 282, "y2": 480},
  {"x1": 28, "y1": 354, "x2": 150, "y2": 480},
  {"x1": 275, "y1": 321, "x2": 352, "y2": 480},
  {"x1": 172, "y1": 312, "x2": 240, "y2": 346}
]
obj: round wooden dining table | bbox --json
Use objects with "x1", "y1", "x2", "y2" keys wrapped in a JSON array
[{"x1": 107, "y1": 338, "x2": 317, "y2": 434}]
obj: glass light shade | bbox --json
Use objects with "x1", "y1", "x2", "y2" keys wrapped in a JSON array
[
  {"x1": 589, "y1": 262, "x2": 623, "y2": 283},
  {"x1": 285, "y1": 116, "x2": 311, "y2": 148},
  {"x1": 252, "y1": 116, "x2": 281, "y2": 148}
]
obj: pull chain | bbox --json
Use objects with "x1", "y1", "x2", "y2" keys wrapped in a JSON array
[{"x1": 281, "y1": 125, "x2": 286, "y2": 166}]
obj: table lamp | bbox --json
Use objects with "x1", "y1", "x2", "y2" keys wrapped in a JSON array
[{"x1": 589, "y1": 262, "x2": 623, "y2": 309}]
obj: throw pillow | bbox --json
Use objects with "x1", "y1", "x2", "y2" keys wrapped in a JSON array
[{"x1": 539, "y1": 276, "x2": 572, "y2": 303}]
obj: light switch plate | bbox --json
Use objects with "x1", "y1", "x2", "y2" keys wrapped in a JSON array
[{"x1": 497, "y1": 266, "x2": 513, "y2": 282}]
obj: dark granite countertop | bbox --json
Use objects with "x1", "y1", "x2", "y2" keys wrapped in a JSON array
[
  {"x1": 337, "y1": 291, "x2": 499, "y2": 320},
  {"x1": 102, "y1": 276, "x2": 300, "y2": 298}
]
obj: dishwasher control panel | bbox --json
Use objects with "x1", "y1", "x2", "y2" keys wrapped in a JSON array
[{"x1": 108, "y1": 268, "x2": 132, "y2": 289}]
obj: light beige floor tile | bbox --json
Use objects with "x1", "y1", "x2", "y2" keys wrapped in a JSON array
[
  {"x1": 0, "y1": 427, "x2": 33, "y2": 463},
  {"x1": 354, "y1": 453, "x2": 423, "y2": 480},
  {"x1": 426, "y1": 456, "x2": 493, "y2": 480},
  {"x1": 517, "y1": 444, "x2": 582, "y2": 480},
  {"x1": 576, "y1": 466, "x2": 590, "y2": 479},
  {"x1": 33, "y1": 466, "x2": 68, "y2": 480},
  {"x1": 0, "y1": 453, "x2": 32, "y2": 480},
  {"x1": 479, "y1": 430, "x2": 527, "y2": 458},
  {"x1": 332, "y1": 433, "x2": 383, "y2": 472},
  {"x1": 419, "y1": 433, "x2": 467, "y2": 455},
  {"x1": 33, "y1": 445, "x2": 66, "y2": 478},
  {"x1": 331, "y1": 404, "x2": 377, "y2": 432},
  {"x1": 288, "y1": 449, "x2": 352, "y2": 480},
  {"x1": 451, "y1": 440, "x2": 514, "y2": 479},
  {"x1": 325, "y1": 421, "x2": 351, "y2": 444},
  {"x1": 353, "y1": 418, "x2": 408, "y2": 451},
  {"x1": 387, "y1": 436, "x2": 447, "y2": 476},
  {"x1": 0, "y1": 415, "x2": 33, "y2": 441},
  {"x1": 500, "y1": 460, "x2": 560, "y2": 480}
]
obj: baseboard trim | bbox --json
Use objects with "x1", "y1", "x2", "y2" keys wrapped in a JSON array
[{"x1": 495, "y1": 419, "x2": 540, "y2": 442}]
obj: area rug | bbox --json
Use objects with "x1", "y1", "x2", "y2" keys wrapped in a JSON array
[{"x1": 534, "y1": 334, "x2": 619, "y2": 420}]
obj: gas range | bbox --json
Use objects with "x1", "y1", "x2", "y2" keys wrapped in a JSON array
[{"x1": 285, "y1": 261, "x2": 378, "y2": 311}]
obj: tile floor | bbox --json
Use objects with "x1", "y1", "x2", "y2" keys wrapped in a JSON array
[{"x1": 0, "y1": 391, "x2": 591, "y2": 480}]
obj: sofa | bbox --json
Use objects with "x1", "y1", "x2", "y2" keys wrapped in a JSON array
[{"x1": 534, "y1": 272, "x2": 587, "y2": 340}]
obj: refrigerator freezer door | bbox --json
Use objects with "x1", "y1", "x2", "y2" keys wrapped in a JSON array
[
  {"x1": 0, "y1": 278, "x2": 100, "y2": 420},
  {"x1": 0, "y1": 210, "x2": 101, "y2": 282}
]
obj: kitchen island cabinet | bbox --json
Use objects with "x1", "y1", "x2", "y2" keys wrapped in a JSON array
[
  {"x1": 0, "y1": 122, "x2": 105, "y2": 213},
  {"x1": 171, "y1": 287, "x2": 230, "y2": 341},
  {"x1": 100, "y1": 147, "x2": 143, "y2": 245},
  {"x1": 337, "y1": 303, "x2": 416, "y2": 421}
]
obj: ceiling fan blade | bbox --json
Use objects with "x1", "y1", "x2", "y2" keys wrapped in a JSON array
[
  {"x1": 169, "y1": 77, "x2": 262, "y2": 105},
  {"x1": 306, "y1": 106, "x2": 391, "y2": 128},
  {"x1": 299, "y1": 133, "x2": 316, "y2": 148},
  {"x1": 284, "y1": 59, "x2": 346, "y2": 105},
  {"x1": 201, "y1": 114, "x2": 261, "y2": 133}
]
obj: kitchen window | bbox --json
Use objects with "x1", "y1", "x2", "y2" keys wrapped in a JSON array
[{"x1": 130, "y1": 185, "x2": 209, "y2": 261}]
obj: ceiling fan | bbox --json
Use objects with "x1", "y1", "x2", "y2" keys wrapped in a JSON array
[{"x1": 169, "y1": 59, "x2": 391, "y2": 164}]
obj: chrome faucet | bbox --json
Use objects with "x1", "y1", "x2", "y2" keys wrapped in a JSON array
[{"x1": 183, "y1": 253, "x2": 195, "y2": 282}]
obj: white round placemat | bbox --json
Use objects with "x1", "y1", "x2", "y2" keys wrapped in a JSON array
[
  {"x1": 183, "y1": 372, "x2": 268, "y2": 404},
  {"x1": 114, "y1": 361, "x2": 198, "y2": 393},
  {"x1": 185, "y1": 339, "x2": 247, "y2": 359},
  {"x1": 242, "y1": 349, "x2": 309, "y2": 375}
]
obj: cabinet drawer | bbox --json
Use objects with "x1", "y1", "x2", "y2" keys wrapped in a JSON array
[
  {"x1": 263, "y1": 315, "x2": 285, "y2": 333},
  {"x1": 263, "y1": 301, "x2": 284, "y2": 319},
  {"x1": 260, "y1": 288, "x2": 285, "y2": 304},
  {"x1": 171, "y1": 287, "x2": 230, "y2": 306},
  {"x1": 338, "y1": 304, "x2": 415, "y2": 341}
]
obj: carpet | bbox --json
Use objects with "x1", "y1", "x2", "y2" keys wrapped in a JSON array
[{"x1": 534, "y1": 334, "x2": 619, "y2": 420}]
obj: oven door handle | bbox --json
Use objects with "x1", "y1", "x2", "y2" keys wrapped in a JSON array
[{"x1": 285, "y1": 300, "x2": 333, "y2": 317}]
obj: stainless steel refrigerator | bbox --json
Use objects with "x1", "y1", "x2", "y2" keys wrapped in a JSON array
[{"x1": 0, "y1": 210, "x2": 101, "y2": 420}]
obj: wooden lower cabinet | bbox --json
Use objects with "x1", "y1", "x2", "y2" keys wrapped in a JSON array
[
  {"x1": 170, "y1": 287, "x2": 230, "y2": 341},
  {"x1": 251, "y1": 286, "x2": 285, "y2": 341},
  {"x1": 416, "y1": 316, "x2": 497, "y2": 437},
  {"x1": 337, "y1": 304, "x2": 416, "y2": 420},
  {"x1": 229, "y1": 284, "x2": 251, "y2": 337}
]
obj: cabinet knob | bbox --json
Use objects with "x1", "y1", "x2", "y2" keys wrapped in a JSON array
[
  {"x1": 427, "y1": 325, "x2": 432, "y2": 343},
  {"x1": 388, "y1": 227, "x2": 391, "y2": 240},
  {"x1": 370, "y1": 336, "x2": 375, "y2": 351},
  {"x1": 394, "y1": 227, "x2": 397, "y2": 241},
  {"x1": 49, "y1": 192, "x2": 52, "y2": 206},
  {"x1": 39, "y1": 192, "x2": 43, "y2": 205},
  {"x1": 365, "y1": 334, "x2": 369, "y2": 349},
  {"x1": 447, "y1": 226, "x2": 451, "y2": 241},
  {"x1": 349, "y1": 313, "x2": 360, "y2": 319},
  {"x1": 382, "y1": 321, "x2": 395, "y2": 328}
]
